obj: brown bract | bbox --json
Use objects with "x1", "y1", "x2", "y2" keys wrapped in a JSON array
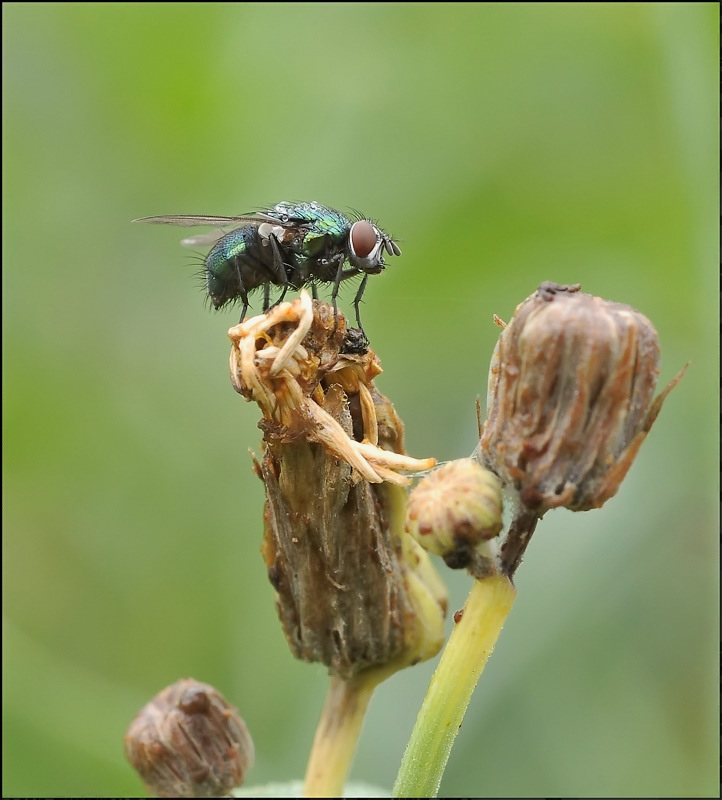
[{"x1": 228, "y1": 292, "x2": 445, "y2": 678}]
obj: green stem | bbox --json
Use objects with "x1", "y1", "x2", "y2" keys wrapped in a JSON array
[
  {"x1": 302, "y1": 671, "x2": 383, "y2": 797},
  {"x1": 392, "y1": 572, "x2": 516, "y2": 797}
]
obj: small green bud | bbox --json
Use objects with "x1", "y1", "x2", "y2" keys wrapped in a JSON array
[
  {"x1": 405, "y1": 459, "x2": 503, "y2": 573},
  {"x1": 124, "y1": 678, "x2": 254, "y2": 798}
]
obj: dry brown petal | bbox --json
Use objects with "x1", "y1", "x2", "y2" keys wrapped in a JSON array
[{"x1": 228, "y1": 293, "x2": 434, "y2": 486}]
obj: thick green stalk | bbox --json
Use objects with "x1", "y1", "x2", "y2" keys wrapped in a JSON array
[{"x1": 392, "y1": 573, "x2": 516, "y2": 797}]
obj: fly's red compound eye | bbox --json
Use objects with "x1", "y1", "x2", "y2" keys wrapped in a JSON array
[{"x1": 349, "y1": 220, "x2": 378, "y2": 258}]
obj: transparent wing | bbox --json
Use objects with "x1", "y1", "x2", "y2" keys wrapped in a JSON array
[
  {"x1": 133, "y1": 214, "x2": 269, "y2": 227},
  {"x1": 179, "y1": 230, "x2": 236, "y2": 248},
  {"x1": 134, "y1": 210, "x2": 310, "y2": 250}
]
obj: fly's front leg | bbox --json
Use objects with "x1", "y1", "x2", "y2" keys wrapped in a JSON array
[
  {"x1": 329, "y1": 258, "x2": 348, "y2": 334},
  {"x1": 329, "y1": 263, "x2": 363, "y2": 335},
  {"x1": 352, "y1": 273, "x2": 370, "y2": 342}
]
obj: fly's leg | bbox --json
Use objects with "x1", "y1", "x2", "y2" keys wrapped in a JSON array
[
  {"x1": 330, "y1": 262, "x2": 363, "y2": 335},
  {"x1": 268, "y1": 235, "x2": 290, "y2": 287},
  {"x1": 264, "y1": 234, "x2": 293, "y2": 314},
  {"x1": 234, "y1": 261, "x2": 250, "y2": 323},
  {"x1": 268, "y1": 286, "x2": 290, "y2": 310},
  {"x1": 352, "y1": 274, "x2": 370, "y2": 342},
  {"x1": 330, "y1": 260, "x2": 345, "y2": 335}
]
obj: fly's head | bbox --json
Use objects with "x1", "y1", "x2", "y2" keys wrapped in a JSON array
[{"x1": 347, "y1": 219, "x2": 402, "y2": 275}]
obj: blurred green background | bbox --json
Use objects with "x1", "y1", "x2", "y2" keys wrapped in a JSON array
[{"x1": 3, "y1": 3, "x2": 718, "y2": 797}]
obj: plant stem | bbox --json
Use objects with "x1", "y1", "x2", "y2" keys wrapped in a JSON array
[
  {"x1": 302, "y1": 671, "x2": 383, "y2": 797},
  {"x1": 392, "y1": 572, "x2": 516, "y2": 798}
]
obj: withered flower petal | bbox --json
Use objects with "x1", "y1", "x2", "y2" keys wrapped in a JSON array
[
  {"x1": 125, "y1": 678, "x2": 254, "y2": 798},
  {"x1": 478, "y1": 282, "x2": 685, "y2": 514}
]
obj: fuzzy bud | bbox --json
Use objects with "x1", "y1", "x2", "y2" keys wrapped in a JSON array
[
  {"x1": 405, "y1": 459, "x2": 503, "y2": 574},
  {"x1": 124, "y1": 678, "x2": 254, "y2": 798}
]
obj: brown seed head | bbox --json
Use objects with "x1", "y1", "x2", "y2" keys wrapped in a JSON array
[
  {"x1": 124, "y1": 678, "x2": 254, "y2": 798},
  {"x1": 228, "y1": 292, "x2": 446, "y2": 678}
]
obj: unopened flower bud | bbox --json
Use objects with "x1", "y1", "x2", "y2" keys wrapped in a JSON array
[
  {"x1": 478, "y1": 282, "x2": 685, "y2": 513},
  {"x1": 405, "y1": 459, "x2": 503, "y2": 574},
  {"x1": 125, "y1": 678, "x2": 254, "y2": 798}
]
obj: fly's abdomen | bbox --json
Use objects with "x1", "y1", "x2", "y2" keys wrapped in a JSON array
[{"x1": 205, "y1": 227, "x2": 266, "y2": 309}]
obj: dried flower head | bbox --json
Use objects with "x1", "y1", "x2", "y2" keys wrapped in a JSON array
[
  {"x1": 477, "y1": 282, "x2": 685, "y2": 515},
  {"x1": 228, "y1": 292, "x2": 447, "y2": 678},
  {"x1": 124, "y1": 678, "x2": 254, "y2": 798},
  {"x1": 405, "y1": 459, "x2": 503, "y2": 576}
]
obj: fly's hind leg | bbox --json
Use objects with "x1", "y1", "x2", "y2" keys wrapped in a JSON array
[
  {"x1": 234, "y1": 261, "x2": 250, "y2": 323},
  {"x1": 238, "y1": 292, "x2": 250, "y2": 323}
]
